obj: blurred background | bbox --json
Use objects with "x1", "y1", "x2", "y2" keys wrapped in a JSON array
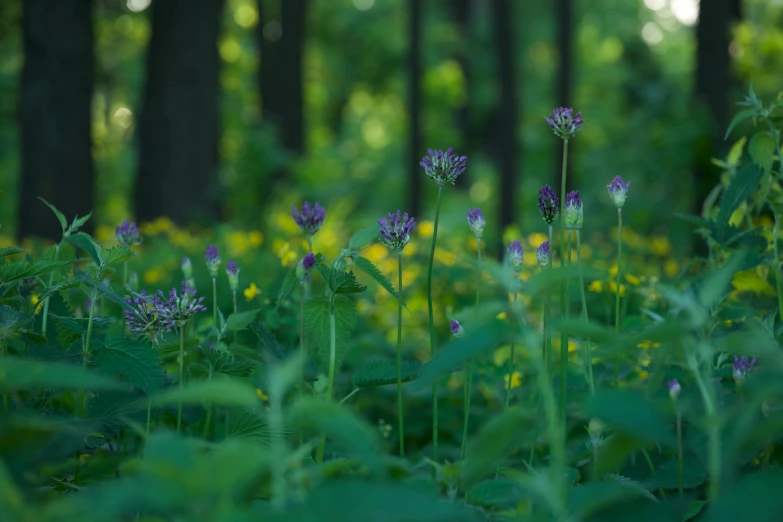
[{"x1": 0, "y1": 0, "x2": 781, "y2": 259}]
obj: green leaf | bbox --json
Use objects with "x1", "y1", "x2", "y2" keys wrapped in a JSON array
[
  {"x1": 553, "y1": 318, "x2": 618, "y2": 344},
  {"x1": 34, "y1": 278, "x2": 83, "y2": 309},
  {"x1": 223, "y1": 309, "x2": 260, "y2": 332},
  {"x1": 333, "y1": 269, "x2": 367, "y2": 295},
  {"x1": 348, "y1": 225, "x2": 380, "y2": 250},
  {"x1": 353, "y1": 256, "x2": 400, "y2": 301},
  {"x1": 583, "y1": 389, "x2": 674, "y2": 445},
  {"x1": 0, "y1": 259, "x2": 70, "y2": 284},
  {"x1": 727, "y1": 136, "x2": 747, "y2": 166},
  {"x1": 0, "y1": 246, "x2": 24, "y2": 260},
  {"x1": 723, "y1": 107, "x2": 756, "y2": 140},
  {"x1": 38, "y1": 197, "x2": 68, "y2": 233},
  {"x1": 0, "y1": 357, "x2": 124, "y2": 392},
  {"x1": 698, "y1": 250, "x2": 748, "y2": 309},
  {"x1": 99, "y1": 245, "x2": 135, "y2": 267},
  {"x1": 468, "y1": 478, "x2": 525, "y2": 510},
  {"x1": 568, "y1": 480, "x2": 655, "y2": 520},
  {"x1": 92, "y1": 336, "x2": 164, "y2": 395},
  {"x1": 704, "y1": 470, "x2": 783, "y2": 522},
  {"x1": 305, "y1": 295, "x2": 358, "y2": 372},
  {"x1": 68, "y1": 212, "x2": 93, "y2": 234},
  {"x1": 748, "y1": 131, "x2": 776, "y2": 172},
  {"x1": 643, "y1": 458, "x2": 707, "y2": 490},
  {"x1": 604, "y1": 474, "x2": 658, "y2": 503},
  {"x1": 87, "y1": 390, "x2": 148, "y2": 432},
  {"x1": 0, "y1": 304, "x2": 28, "y2": 331},
  {"x1": 716, "y1": 163, "x2": 763, "y2": 228},
  {"x1": 151, "y1": 376, "x2": 259, "y2": 409},
  {"x1": 275, "y1": 264, "x2": 299, "y2": 308},
  {"x1": 225, "y1": 407, "x2": 277, "y2": 447},
  {"x1": 352, "y1": 358, "x2": 421, "y2": 388},
  {"x1": 67, "y1": 231, "x2": 103, "y2": 265},
  {"x1": 525, "y1": 264, "x2": 606, "y2": 295}
]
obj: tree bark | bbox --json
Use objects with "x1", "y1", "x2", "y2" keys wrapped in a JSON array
[
  {"x1": 135, "y1": 0, "x2": 224, "y2": 226},
  {"x1": 408, "y1": 0, "x2": 423, "y2": 218},
  {"x1": 19, "y1": 0, "x2": 95, "y2": 241}
]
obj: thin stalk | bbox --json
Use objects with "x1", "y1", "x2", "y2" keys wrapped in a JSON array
[
  {"x1": 396, "y1": 251, "x2": 405, "y2": 457},
  {"x1": 614, "y1": 208, "x2": 623, "y2": 387},
  {"x1": 461, "y1": 238, "x2": 481, "y2": 461},
  {"x1": 212, "y1": 277, "x2": 218, "y2": 329},
  {"x1": 79, "y1": 287, "x2": 98, "y2": 417},
  {"x1": 676, "y1": 410, "x2": 683, "y2": 497},
  {"x1": 145, "y1": 398, "x2": 152, "y2": 449},
  {"x1": 316, "y1": 295, "x2": 338, "y2": 463},
  {"x1": 504, "y1": 292, "x2": 518, "y2": 412},
  {"x1": 558, "y1": 139, "x2": 569, "y2": 422},
  {"x1": 575, "y1": 231, "x2": 594, "y2": 394},
  {"x1": 41, "y1": 243, "x2": 61, "y2": 335},
  {"x1": 176, "y1": 324, "x2": 185, "y2": 434},
  {"x1": 428, "y1": 186, "x2": 444, "y2": 464},
  {"x1": 306, "y1": 236, "x2": 313, "y2": 299},
  {"x1": 232, "y1": 290, "x2": 238, "y2": 344},
  {"x1": 203, "y1": 365, "x2": 214, "y2": 440},
  {"x1": 123, "y1": 260, "x2": 129, "y2": 289},
  {"x1": 774, "y1": 214, "x2": 783, "y2": 324},
  {"x1": 299, "y1": 282, "x2": 305, "y2": 449},
  {"x1": 691, "y1": 356, "x2": 720, "y2": 504},
  {"x1": 339, "y1": 387, "x2": 360, "y2": 404},
  {"x1": 547, "y1": 225, "x2": 553, "y2": 368}
]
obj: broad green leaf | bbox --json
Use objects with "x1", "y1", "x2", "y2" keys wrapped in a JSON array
[
  {"x1": 38, "y1": 197, "x2": 68, "y2": 232},
  {"x1": 748, "y1": 131, "x2": 776, "y2": 172},
  {"x1": 87, "y1": 390, "x2": 148, "y2": 432},
  {"x1": 0, "y1": 460, "x2": 24, "y2": 516},
  {"x1": 0, "y1": 259, "x2": 70, "y2": 284},
  {"x1": 698, "y1": 250, "x2": 747, "y2": 309},
  {"x1": 716, "y1": 163, "x2": 763, "y2": 228},
  {"x1": 192, "y1": 346, "x2": 253, "y2": 378},
  {"x1": 0, "y1": 304, "x2": 28, "y2": 331},
  {"x1": 275, "y1": 264, "x2": 299, "y2": 308},
  {"x1": 643, "y1": 458, "x2": 707, "y2": 490},
  {"x1": 51, "y1": 314, "x2": 113, "y2": 349},
  {"x1": 703, "y1": 470, "x2": 783, "y2": 522},
  {"x1": 333, "y1": 269, "x2": 367, "y2": 295},
  {"x1": 67, "y1": 231, "x2": 103, "y2": 265},
  {"x1": 0, "y1": 246, "x2": 24, "y2": 260},
  {"x1": 353, "y1": 256, "x2": 400, "y2": 301},
  {"x1": 225, "y1": 407, "x2": 277, "y2": 447},
  {"x1": 99, "y1": 245, "x2": 135, "y2": 267},
  {"x1": 352, "y1": 358, "x2": 420, "y2": 388},
  {"x1": 468, "y1": 478, "x2": 525, "y2": 510},
  {"x1": 0, "y1": 357, "x2": 124, "y2": 392},
  {"x1": 723, "y1": 107, "x2": 756, "y2": 140},
  {"x1": 553, "y1": 318, "x2": 617, "y2": 344},
  {"x1": 305, "y1": 295, "x2": 358, "y2": 372},
  {"x1": 684, "y1": 500, "x2": 707, "y2": 521},
  {"x1": 34, "y1": 278, "x2": 83, "y2": 309},
  {"x1": 567, "y1": 479, "x2": 656, "y2": 520},
  {"x1": 348, "y1": 224, "x2": 380, "y2": 250},
  {"x1": 582, "y1": 389, "x2": 674, "y2": 445},
  {"x1": 151, "y1": 376, "x2": 259, "y2": 408},
  {"x1": 223, "y1": 309, "x2": 260, "y2": 332},
  {"x1": 92, "y1": 336, "x2": 164, "y2": 394},
  {"x1": 604, "y1": 474, "x2": 658, "y2": 502}
]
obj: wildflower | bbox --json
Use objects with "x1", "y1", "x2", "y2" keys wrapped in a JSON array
[
  {"x1": 607, "y1": 176, "x2": 631, "y2": 209},
  {"x1": 125, "y1": 290, "x2": 174, "y2": 344},
  {"x1": 564, "y1": 190, "x2": 583, "y2": 230},
  {"x1": 419, "y1": 148, "x2": 467, "y2": 186},
  {"x1": 116, "y1": 220, "x2": 142, "y2": 247},
  {"x1": 225, "y1": 260, "x2": 240, "y2": 292},
  {"x1": 732, "y1": 355, "x2": 756, "y2": 383},
  {"x1": 536, "y1": 241, "x2": 550, "y2": 268},
  {"x1": 538, "y1": 185, "x2": 559, "y2": 225},
  {"x1": 156, "y1": 281, "x2": 207, "y2": 327},
  {"x1": 296, "y1": 252, "x2": 316, "y2": 282},
  {"x1": 379, "y1": 210, "x2": 416, "y2": 252},
  {"x1": 205, "y1": 245, "x2": 221, "y2": 278},
  {"x1": 545, "y1": 107, "x2": 583, "y2": 139},
  {"x1": 504, "y1": 371, "x2": 522, "y2": 389},
  {"x1": 668, "y1": 379, "x2": 681, "y2": 400},
  {"x1": 450, "y1": 319, "x2": 464, "y2": 338},
  {"x1": 128, "y1": 272, "x2": 139, "y2": 292},
  {"x1": 243, "y1": 282, "x2": 260, "y2": 301},
  {"x1": 507, "y1": 241, "x2": 524, "y2": 273},
  {"x1": 467, "y1": 208, "x2": 485, "y2": 239},
  {"x1": 292, "y1": 201, "x2": 326, "y2": 236}
]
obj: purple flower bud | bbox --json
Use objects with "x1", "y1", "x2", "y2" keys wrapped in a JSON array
[
  {"x1": 226, "y1": 260, "x2": 239, "y2": 291},
  {"x1": 297, "y1": 252, "x2": 316, "y2": 282},
  {"x1": 116, "y1": 220, "x2": 142, "y2": 247},
  {"x1": 125, "y1": 290, "x2": 175, "y2": 344},
  {"x1": 205, "y1": 245, "x2": 221, "y2": 277},
  {"x1": 607, "y1": 176, "x2": 631, "y2": 209},
  {"x1": 156, "y1": 281, "x2": 207, "y2": 327},
  {"x1": 507, "y1": 241, "x2": 524, "y2": 273},
  {"x1": 538, "y1": 185, "x2": 559, "y2": 225},
  {"x1": 378, "y1": 210, "x2": 416, "y2": 252},
  {"x1": 181, "y1": 257, "x2": 193, "y2": 279},
  {"x1": 419, "y1": 147, "x2": 467, "y2": 186},
  {"x1": 545, "y1": 107, "x2": 583, "y2": 139},
  {"x1": 292, "y1": 201, "x2": 326, "y2": 236},
  {"x1": 467, "y1": 208, "x2": 485, "y2": 239},
  {"x1": 450, "y1": 319, "x2": 464, "y2": 338},
  {"x1": 668, "y1": 379, "x2": 681, "y2": 400},
  {"x1": 564, "y1": 190, "x2": 583, "y2": 230},
  {"x1": 733, "y1": 355, "x2": 756, "y2": 383},
  {"x1": 536, "y1": 241, "x2": 550, "y2": 268}
]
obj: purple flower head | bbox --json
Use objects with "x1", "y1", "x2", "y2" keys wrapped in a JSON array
[
  {"x1": 733, "y1": 355, "x2": 756, "y2": 383},
  {"x1": 607, "y1": 176, "x2": 631, "y2": 209},
  {"x1": 156, "y1": 281, "x2": 207, "y2": 327},
  {"x1": 116, "y1": 220, "x2": 142, "y2": 247},
  {"x1": 182, "y1": 257, "x2": 193, "y2": 279},
  {"x1": 297, "y1": 252, "x2": 316, "y2": 282},
  {"x1": 226, "y1": 260, "x2": 240, "y2": 291},
  {"x1": 205, "y1": 245, "x2": 221, "y2": 277},
  {"x1": 378, "y1": 210, "x2": 416, "y2": 252},
  {"x1": 125, "y1": 290, "x2": 175, "y2": 344},
  {"x1": 507, "y1": 241, "x2": 524, "y2": 273},
  {"x1": 420, "y1": 148, "x2": 467, "y2": 186},
  {"x1": 668, "y1": 379, "x2": 681, "y2": 400},
  {"x1": 292, "y1": 201, "x2": 326, "y2": 236},
  {"x1": 450, "y1": 319, "x2": 464, "y2": 338},
  {"x1": 538, "y1": 185, "x2": 560, "y2": 225},
  {"x1": 545, "y1": 107, "x2": 583, "y2": 139},
  {"x1": 536, "y1": 241, "x2": 550, "y2": 268},
  {"x1": 564, "y1": 190, "x2": 584, "y2": 230},
  {"x1": 467, "y1": 208, "x2": 486, "y2": 239}
]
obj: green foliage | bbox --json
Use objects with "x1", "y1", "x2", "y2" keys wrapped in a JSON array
[
  {"x1": 222, "y1": 309, "x2": 260, "y2": 332},
  {"x1": 304, "y1": 295, "x2": 358, "y2": 372},
  {"x1": 0, "y1": 357, "x2": 124, "y2": 392},
  {"x1": 352, "y1": 358, "x2": 420, "y2": 388},
  {"x1": 348, "y1": 224, "x2": 380, "y2": 250},
  {"x1": 151, "y1": 376, "x2": 259, "y2": 409},
  {"x1": 583, "y1": 389, "x2": 674, "y2": 446},
  {"x1": 92, "y1": 336, "x2": 164, "y2": 394}
]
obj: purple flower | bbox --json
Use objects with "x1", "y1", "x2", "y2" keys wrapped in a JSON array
[
  {"x1": 156, "y1": 281, "x2": 207, "y2": 327},
  {"x1": 607, "y1": 176, "x2": 631, "y2": 209},
  {"x1": 733, "y1": 355, "x2": 756, "y2": 383},
  {"x1": 292, "y1": 201, "x2": 326, "y2": 236},
  {"x1": 116, "y1": 220, "x2": 141, "y2": 247},
  {"x1": 507, "y1": 241, "x2": 524, "y2": 273},
  {"x1": 467, "y1": 208, "x2": 485, "y2": 239},
  {"x1": 450, "y1": 319, "x2": 464, "y2": 338},
  {"x1": 538, "y1": 185, "x2": 559, "y2": 225},
  {"x1": 226, "y1": 260, "x2": 239, "y2": 291},
  {"x1": 378, "y1": 210, "x2": 416, "y2": 252},
  {"x1": 536, "y1": 241, "x2": 550, "y2": 268},
  {"x1": 546, "y1": 107, "x2": 583, "y2": 139},
  {"x1": 205, "y1": 245, "x2": 221, "y2": 277},
  {"x1": 564, "y1": 190, "x2": 583, "y2": 230},
  {"x1": 420, "y1": 148, "x2": 467, "y2": 186},
  {"x1": 125, "y1": 290, "x2": 175, "y2": 344},
  {"x1": 297, "y1": 252, "x2": 316, "y2": 282},
  {"x1": 668, "y1": 379, "x2": 681, "y2": 400}
]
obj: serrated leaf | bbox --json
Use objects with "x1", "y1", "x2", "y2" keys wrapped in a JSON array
[
  {"x1": 225, "y1": 407, "x2": 277, "y2": 447},
  {"x1": 87, "y1": 389, "x2": 148, "y2": 431},
  {"x1": 353, "y1": 256, "x2": 400, "y2": 301},
  {"x1": 333, "y1": 269, "x2": 367, "y2": 295},
  {"x1": 0, "y1": 246, "x2": 24, "y2": 260},
  {"x1": 68, "y1": 212, "x2": 92, "y2": 234},
  {"x1": 34, "y1": 278, "x2": 83, "y2": 309},
  {"x1": 643, "y1": 458, "x2": 707, "y2": 490},
  {"x1": 0, "y1": 357, "x2": 124, "y2": 392},
  {"x1": 698, "y1": 250, "x2": 747, "y2": 309},
  {"x1": 0, "y1": 304, "x2": 28, "y2": 331},
  {"x1": 716, "y1": 163, "x2": 763, "y2": 228},
  {"x1": 583, "y1": 389, "x2": 674, "y2": 445},
  {"x1": 305, "y1": 295, "x2": 358, "y2": 373},
  {"x1": 223, "y1": 309, "x2": 260, "y2": 332},
  {"x1": 727, "y1": 136, "x2": 747, "y2": 166},
  {"x1": 151, "y1": 376, "x2": 259, "y2": 408},
  {"x1": 38, "y1": 197, "x2": 68, "y2": 232},
  {"x1": 275, "y1": 264, "x2": 299, "y2": 308},
  {"x1": 67, "y1": 231, "x2": 103, "y2": 265},
  {"x1": 92, "y1": 336, "x2": 164, "y2": 395},
  {"x1": 604, "y1": 474, "x2": 658, "y2": 503},
  {"x1": 568, "y1": 480, "x2": 654, "y2": 519},
  {"x1": 99, "y1": 245, "x2": 135, "y2": 268},
  {"x1": 348, "y1": 224, "x2": 380, "y2": 250},
  {"x1": 724, "y1": 107, "x2": 756, "y2": 140},
  {"x1": 352, "y1": 358, "x2": 421, "y2": 388},
  {"x1": 0, "y1": 259, "x2": 70, "y2": 284},
  {"x1": 748, "y1": 131, "x2": 776, "y2": 172},
  {"x1": 193, "y1": 346, "x2": 253, "y2": 378}
]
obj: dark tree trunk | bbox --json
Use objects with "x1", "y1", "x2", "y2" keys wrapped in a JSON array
[
  {"x1": 135, "y1": 0, "x2": 224, "y2": 226},
  {"x1": 408, "y1": 0, "x2": 423, "y2": 217},
  {"x1": 452, "y1": 0, "x2": 471, "y2": 189},
  {"x1": 280, "y1": 0, "x2": 306, "y2": 154},
  {"x1": 258, "y1": 0, "x2": 283, "y2": 131},
  {"x1": 492, "y1": 0, "x2": 517, "y2": 249},
  {"x1": 555, "y1": 0, "x2": 573, "y2": 185},
  {"x1": 19, "y1": 0, "x2": 95, "y2": 241}
]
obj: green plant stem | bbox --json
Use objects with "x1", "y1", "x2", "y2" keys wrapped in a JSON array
[
  {"x1": 559, "y1": 139, "x2": 569, "y2": 422},
  {"x1": 123, "y1": 260, "x2": 129, "y2": 289},
  {"x1": 299, "y1": 282, "x2": 305, "y2": 449},
  {"x1": 232, "y1": 290, "x2": 238, "y2": 345},
  {"x1": 212, "y1": 277, "x2": 218, "y2": 330},
  {"x1": 614, "y1": 208, "x2": 623, "y2": 387},
  {"x1": 575, "y1": 231, "x2": 594, "y2": 394},
  {"x1": 396, "y1": 251, "x2": 405, "y2": 458},
  {"x1": 774, "y1": 214, "x2": 783, "y2": 324},
  {"x1": 316, "y1": 295, "x2": 338, "y2": 464},
  {"x1": 691, "y1": 354, "x2": 720, "y2": 504},
  {"x1": 145, "y1": 398, "x2": 152, "y2": 449},
  {"x1": 676, "y1": 409, "x2": 683, "y2": 497},
  {"x1": 339, "y1": 388, "x2": 360, "y2": 404},
  {"x1": 176, "y1": 324, "x2": 185, "y2": 434},
  {"x1": 306, "y1": 235, "x2": 313, "y2": 300},
  {"x1": 41, "y1": 243, "x2": 61, "y2": 336},
  {"x1": 547, "y1": 225, "x2": 553, "y2": 369},
  {"x1": 428, "y1": 185, "x2": 444, "y2": 465},
  {"x1": 461, "y1": 238, "x2": 481, "y2": 462},
  {"x1": 79, "y1": 286, "x2": 97, "y2": 418},
  {"x1": 504, "y1": 292, "x2": 518, "y2": 412}
]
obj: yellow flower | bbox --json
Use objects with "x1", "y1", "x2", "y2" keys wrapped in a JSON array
[
  {"x1": 227, "y1": 230, "x2": 249, "y2": 257},
  {"x1": 31, "y1": 294, "x2": 40, "y2": 315},
  {"x1": 664, "y1": 258, "x2": 679, "y2": 279},
  {"x1": 256, "y1": 388, "x2": 268, "y2": 401},
  {"x1": 526, "y1": 232, "x2": 548, "y2": 247},
  {"x1": 418, "y1": 220, "x2": 434, "y2": 239},
  {"x1": 243, "y1": 282, "x2": 260, "y2": 301},
  {"x1": 624, "y1": 273, "x2": 641, "y2": 286},
  {"x1": 588, "y1": 281, "x2": 603, "y2": 293},
  {"x1": 144, "y1": 267, "x2": 166, "y2": 285},
  {"x1": 568, "y1": 340, "x2": 578, "y2": 353},
  {"x1": 248, "y1": 230, "x2": 264, "y2": 247},
  {"x1": 608, "y1": 281, "x2": 626, "y2": 297},
  {"x1": 504, "y1": 371, "x2": 522, "y2": 389},
  {"x1": 363, "y1": 243, "x2": 387, "y2": 263},
  {"x1": 496, "y1": 311, "x2": 508, "y2": 320},
  {"x1": 650, "y1": 236, "x2": 672, "y2": 256},
  {"x1": 637, "y1": 340, "x2": 660, "y2": 350}
]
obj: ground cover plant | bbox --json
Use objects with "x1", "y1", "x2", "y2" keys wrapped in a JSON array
[{"x1": 2, "y1": 89, "x2": 783, "y2": 521}]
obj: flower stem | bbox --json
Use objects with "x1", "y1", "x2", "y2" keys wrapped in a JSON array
[
  {"x1": 41, "y1": 243, "x2": 61, "y2": 336},
  {"x1": 299, "y1": 282, "x2": 306, "y2": 449},
  {"x1": 212, "y1": 277, "x2": 218, "y2": 330},
  {"x1": 428, "y1": 186, "x2": 444, "y2": 465},
  {"x1": 176, "y1": 325, "x2": 185, "y2": 434},
  {"x1": 575, "y1": 231, "x2": 594, "y2": 394},
  {"x1": 316, "y1": 294, "x2": 338, "y2": 463},
  {"x1": 559, "y1": 139, "x2": 569, "y2": 422},
  {"x1": 396, "y1": 251, "x2": 405, "y2": 458},
  {"x1": 79, "y1": 286, "x2": 97, "y2": 418},
  {"x1": 504, "y1": 292, "x2": 518, "y2": 412},
  {"x1": 546, "y1": 225, "x2": 553, "y2": 369},
  {"x1": 676, "y1": 409, "x2": 684, "y2": 497},
  {"x1": 123, "y1": 260, "x2": 129, "y2": 289},
  {"x1": 461, "y1": 238, "x2": 481, "y2": 462},
  {"x1": 145, "y1": 398, "x2": 151, "y2": 449},
  {"x1": 232, "y1": 290, "x2": 238, "y2": 344},
  {"x1": 614, "y1": 208, "x2": 623, "y2": 387}
]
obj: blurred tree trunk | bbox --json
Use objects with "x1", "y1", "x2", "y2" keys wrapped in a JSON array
[
  {"x1": 135, "y1": 0, "x2": 224, "y2": 226},
  {"x1": 19, "y1": 0, "x2": 95, "y2": 241},
  {"x1": 408, "y1": 0, "x2": 422, "y2": 217},
  {"x1": 555, "y1": 0, "x2": 573, "y2": 186},
  {"x1": 452, "y1": 0, "x2": 470, "y2": 189},
  {"x1": 492, "y1": 0, "x2": 517, "y2": 249}
]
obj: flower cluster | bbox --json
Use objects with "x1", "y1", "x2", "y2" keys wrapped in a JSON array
[
  {"x1": 564, "y1": 190, "x2": 583, "y2": 230},
  {"x1": 733, "y1": 355, "x2": 756, "y2": 383},
  {"x1": 420, "y1": 148, "x2": 467, "y2": 186},
  {"x1": 116, "y1": 220, "x2": 142, "y2": 247},
  {"x1": 536, "y1": 241, "x2": 549, "y2": 268},
  {"x1": 467, "y1": 208, "x2": 485, "y2": 239},
  {"x1": 292, "y1": 201, "x2": 326, "y2": 236},
  {"x1": 507, "y1": 241, "x2": 524, "y2": 274},
  {"x1": 296, "y1": 252, "x2": 316, "y2": 282},
  {"x1": 124, "y1": 290, "x2": 175, "y2": 344},
  {"x1": 607, "y1": 176, "x2": 631, "y2": 209},
  {"x1": 226, "y1": 260, "x2": 239, "y2": 292},
  {"x1": 538, "y1": 185, "x2": 559, "y2": 225},
  {"x1": 205, "y1": 245, "x2": 221, "y2": 278},
  {"x1": 379, "y1": 210, "x2": 416, "y2": 252},
  {"x1": 545, "y1": 107, "x2": 583, "y2": 140},
  {"x1": 156, "y1": 281, "x2": 207, "y2": 327}
]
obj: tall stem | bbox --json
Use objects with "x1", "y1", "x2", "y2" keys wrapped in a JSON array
[
  {"x1": 546, "y1": 225, "x2": 553, "y2": 368},
  {"x1": 123, "y1": 260, "x2": 129, "y2": 289},
  {"x1": 41, "y1": 243, "x2": 61, "y2": 336},
  {"x1": 176, "y1": 324, "x2": 185, "y2": 434},
  {"x1": 316, "y1": 295, "x2": 338, "y2": 463},
  {"x1": 212, "y1": 277, "x2": 218, "y2": 329},
  {"x1": 614, "y1": 208, "x2": 623, "y2": 387},
  {"x1": 299, "y1": 282, "x2": 305, "y2": 449},
  {"x1": 396, "y1": 252, "x2": 405, "y2": 457},
  {"x1": 576, "y1": 231, "x2": 594, "y2": 394},
  {"x1": 461, "y1": 238, "x2": 481, "y2": 461},
  {"x1": 504, "y1": 292, "x2": 518, "y2": 412},
  {"x1": 306, "y1": 236, "x2": 313, "y2": 300},
  {"x1": 560, "y1": 229, "x2": 571, "y2": 421},
  {"x1": 146, "y1": 398, "x2": 152, "y2": 449},
  {"x1": 676, "y1": 409, "x2": 684, "y2": 497},
  {"x1": 558, "y1": 139, "x2": 569, "y2": 421},
  {"x1": 428, "y1": 186, "x2": 444, "y2": 464},
  {"x1": 79, "y1": 286, "x2": 97, "y2": 417},
  {"x1": 232, "y1": 290, "x2": 238, "y2": 344}
]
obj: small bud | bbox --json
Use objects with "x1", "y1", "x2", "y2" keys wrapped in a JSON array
[
  {"x1": 536, "y1": 241, "x2": 550, "y2": 268},
  {"x1": 181, "y1": 257, "x2": 193, "y2": 279},
  {"x1": 733, "y1": 355, "x2": 756, "y2": 384},
  {"x1": 564, "y1": 190, "x2": 583, "y2": 230},
  {"x1": 546, "y1": 107, "x2": 583, "y2": 140},
  {"x1": 420, "y1": 147, "x2": 468, "y2": 186},
  {"x1": 537, "y1": 185, "x2": 560, "y2": 225},
  {"x1": 668, "y1": 379, "x2": 681, "y2": 400},
  {"x1": 450, "y1": 319, "x2": 464, "y2": 338},
  {"x1": 116, "y1": 220, "x2": 142, "y2": 247},
  {"x1": 296, "y1": 252, "x2": 316, "y2": 282},
  {"x1": 292, "y1": 202, "x2": 326, "y2": 236},
  {"x1": 226, "y1": 260, "x2": 240, "y2": 292},
  {"x1": 128, "y1": 272, "x2": 139, "y2": 292},
  {"x1": 607, "y1": 176, "x2": 631, "y2": 209},
  {"x1": 205, "y1": 245, "x2": 221, "y2": 278},
  {"x1": 507, "y1": 241, "x2": 524, "y2": 274},
  {"x1": 378, "y1": 210, "x2": 416, "y2": 252},
  {"x1": 467, "y1": 208, "x2": 485, "y2": 239}
]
